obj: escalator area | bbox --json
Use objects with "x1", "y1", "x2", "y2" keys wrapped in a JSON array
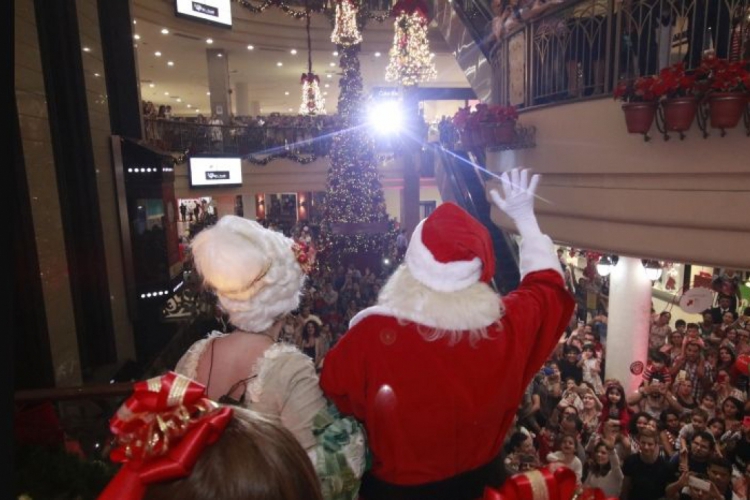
[{"x1": 434, "y1": 145, "x2": 521, "y2": 295}]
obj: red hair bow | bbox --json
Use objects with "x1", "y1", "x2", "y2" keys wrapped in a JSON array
[{"x1": 98, "y1": 372, "x2": 232, "y2": 500}]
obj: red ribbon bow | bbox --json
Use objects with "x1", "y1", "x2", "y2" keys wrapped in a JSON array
[
  {"x1": 98, "y1": 372, "x2": 232, "y2": 500},
  {"x1": 482, "y1": 466, "x2": 577, "y2": 500}
]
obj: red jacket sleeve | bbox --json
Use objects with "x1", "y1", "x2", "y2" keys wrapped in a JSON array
[{"x1": 319, "y1": 325, "x2": 367, "y2": 420}]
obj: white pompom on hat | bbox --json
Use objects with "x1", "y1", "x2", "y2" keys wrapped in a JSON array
[
  {"x1": 190, "y1": 216, "x2": 306, "y2": 332},
  {"x1": 404, "y1": 202, "x2": 495, "y2": 293}
]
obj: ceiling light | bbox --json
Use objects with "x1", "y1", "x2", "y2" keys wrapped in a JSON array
[
  {"x1": 326, "y1": 74, "x2": 332, "y2": 78},
  {"x1": 285, "y1": 91, "x2": 290, "y2": 96},
  {"x1": 187, "y1": 104, "x2": 192, "y2": 108},
  {"x1": 133, "y1": 20, "x2": 137, "y2": 24},
  {"x1": 134, "y1": 34, "x2": 141, "y2": 40},
  {"x1": 206, "y1": 91, "x2": 210, "y2": 95},
  {"x1": 333, "y1": 51, "x2": 339, "y2": 56},
  {"x1": 642, "y1": 260, "x2": 663, "y2": 281},
  {"x1": 596, "y1": 255, "x2": 618, "y2": 277},
  {"x1": 161, "y1": 28, "x2": 169, "y2": 34},
  {"x1": 324, "y1": 84, "x2": 329, "y2": 88},
  {"x1": 247, "y1": 45, "x2": 254, "y2": 50},
  {"x1": 176, "y1": 98, "x2": 182, "y2": 102},
  {"x1": 324, "y1": 91, "x2": 328, "y2": 95},
  {"x1": 288, "y1": 108, "x2": 293, "y2": 112},
  {"x1": 167, "y1": 61, "x2": 174, "y2": 66},
  {"x1": 206, "y1": 38, "x2": 213, "y2": 44},
  {"x1": 164, "y1": 92, "x2": 169, "y2": 95},
  {"x1": 374, "y1": 52, "x2": 381, "y2": 57},
  {"x1": 195, "y1": 109, "x2": 200, "y2": 113},
  {"x1": 217, "y1": 53, "x2": 222, "y2": 57},
  {"x1": 155, "y1": 51, "x2": 162, "y2": 57},
  {"x1": 149, "y1": 83, "x2": 155, "y2": 88},
  {"x1": 277, "y1": 62, "x2": 283, "y2": 67},
  {"x1": 430, "y1": 52, "x2": 435, "y2": 57},
  {"x1": 329, "y1": 62, "x2": 336, "y2": 67},
  {"x1": 83, "y1": 47, "x2": 91, "y2": 52},
  {"x1": 94, "y1": 73, "x2": 100, "y2": 77},
  {"x1": 290, "y1": 49, "x2": 297, "y2": 55}
]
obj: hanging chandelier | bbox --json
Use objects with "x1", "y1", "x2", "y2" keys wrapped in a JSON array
[
  {"x1": 331, "y1": 0, "x2": 362, "y2": 46},
  {"x1": 300, "y1": 7, "x2": 326, "y2": 115},
  {"x1": 385, "y1": 0, "x2": 436, "y2": 86}
]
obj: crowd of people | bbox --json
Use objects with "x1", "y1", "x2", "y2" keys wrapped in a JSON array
[{"x1": 91, "y1": 167, "x2": 750, "y2": 500}]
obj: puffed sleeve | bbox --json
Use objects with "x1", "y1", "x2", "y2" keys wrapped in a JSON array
[{"x1": 319, "y1": 322, "x2": 368, "y2": 421}]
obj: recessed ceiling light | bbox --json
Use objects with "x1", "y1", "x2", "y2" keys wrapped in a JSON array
[
  {"x1": 430, "y1": 52, "x2": 435, "y2": 57},
  {"x1": 187, "y1": 104, "x2": 192, "y2": 108},
  {"x1": 333, "y1": 51, "x2": 339, "y2": 56},
  {"x1": 155, "y1": 51, "x2": 162, "y2": 57},
  {"x1": 329, "y1": 62, "x2": 335, "y2": 67},
  {"x1": 83, "y1": 47, "x2": 91, "y2": 52},
  {"x1": 94, "y1": 73, "x2": 100, "y2": 77},
  {"x1": 176, "y1": 98, "x2": 182, "y2": 102},
  {"x1": 167, "y1": 61, "x2": 174, "y2": 66},
  {"x1": 195, "y1": 109, "x2": 200, "y2": 113},
  {"x1": 284, "y1": 91, "x2": 289, "y2": 95},
  {"x1": 326, "y1": 74, "x2": 332, "y2": 78},
  {"x1": 161, "y1": 28, "x2": 169, "y2": 34},
  {"x1": 164, "y1": 92, "x2": 170, "y2": 96},
  {"x1": 277, "y1": 62, "x2": 283, "y2": 67},
  {"x1": 206, "y1": 91, "x2": 211, "y2": 95},
  {"x1": 217, "y1": 53, "x2": 222, "y2": 57},
  {"x1": 323, "y1": 91, "x2": 328, "y2": 95},
  {"x1": 288, "y1": 108, "x2": 293, "y2": 112},
  {"x1": 206, "y1": 38, "x2": 213, "y2": 44},
  {"x1": 149, "y1": 83, "x2": 155, "y2": 88},
  {"x1": 247, "y1": 45, "x2": 254, "y2": 50},
  {"x1": 133, "y1": 20, "x2": 137, "y2": 24},
  {"x1": 324, "y1": 84, "x2": 329, "y2": 88},
  {"x1": 374, "y1": 52, "x2": 381, "y2": 57},
  {"x1": 134, "y1": 34, "x2": 141, "y2": 40},
  {"x1": 290, "y1": 49, "x2": 297, "y2": 55}
]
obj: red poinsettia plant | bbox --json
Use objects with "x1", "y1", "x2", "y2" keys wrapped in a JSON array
[
  {"x1": 694, "y1": 55, "x2": 750, "y2": 94},
  {"x1": 613, "y1": 75, "x2": 663, "y2": 103},
  {"x1": 484, "y1": 104, "x2": 519, "y2": 124},
  {"x1": 651, "y1": 62, "x2": 699, "y2": 99}
]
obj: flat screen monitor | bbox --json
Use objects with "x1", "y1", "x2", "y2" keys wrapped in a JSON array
[
  {"x1": 189, "y1": 156, "x2": 242, "y2": 187},
  {"x1": 175, "y1": 0, "x2": 232, "y2": 28}
]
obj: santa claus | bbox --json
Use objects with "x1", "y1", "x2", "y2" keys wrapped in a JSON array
[{"x1": 320, "y1": 168, "x2": 576, "y2": 500}]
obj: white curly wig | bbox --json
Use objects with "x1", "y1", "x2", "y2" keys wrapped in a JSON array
[{"x1": 190, "y1": 216, "x2": 306, "y2": 332}]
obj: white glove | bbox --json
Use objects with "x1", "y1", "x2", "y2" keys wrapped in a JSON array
[{"x1": 490, "y1": 168, "x2": 542, "y2": 238}]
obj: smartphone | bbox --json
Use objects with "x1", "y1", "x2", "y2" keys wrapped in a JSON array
[
  {"x1": 688, "y1": 476, "x2": 711, "y2": 492},
  {"x1": 677, "y1": 370, "x2": 687, "y2": 382}
]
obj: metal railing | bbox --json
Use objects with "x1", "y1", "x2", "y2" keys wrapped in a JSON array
[
  {"x1": 489, "y1": 0, "x2": 750, "y2": 107},
  {"x1": 144, "y1": 118, "x2": 341, "y2": 157}
]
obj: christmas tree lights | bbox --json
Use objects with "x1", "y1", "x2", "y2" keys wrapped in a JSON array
[
  {"x1": 331, "y1": 0, "x2": 362, "y2": 47},
  {"x1": 385, "y1": 4, "x2": 436, "y2": 86},
  {"x1": 318, "y1": 44, "x2": 397, "y2": 273},
  {"x1": 299, "y1": 73, "x2": 326, "y2": 115}
]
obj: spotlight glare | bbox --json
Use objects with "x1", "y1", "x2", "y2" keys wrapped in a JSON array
[{"x1": 368, "y1": 100, "x2": 403, "y2": 135}]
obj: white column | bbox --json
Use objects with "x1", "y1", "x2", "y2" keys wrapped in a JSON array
[
  {"x1": 242, "y1": 193, "x2": 257, "y2": 220},
  {"x1": 605, "y1": 256, "x2": 652, "y2": 394},
  {"x1": 234, "y1": 82, "x2": 250, "y2": 116}
]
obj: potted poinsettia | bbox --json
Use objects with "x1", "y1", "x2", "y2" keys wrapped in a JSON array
[
  {"x1": 452, "y1": 106, "x2": 473, "y2": 148},
  {"x1": 613, "y1": 75, "x2": 663, "y2": 134},
  {"x1": 652, "y1": 62, "x2": 699, "y2": 132},
  {"x1": 480, "y1": 105, "x2": 519, "y2": 145},
  {"x1": 695, "y1": 56, "x2": 750, "y2": 130}
]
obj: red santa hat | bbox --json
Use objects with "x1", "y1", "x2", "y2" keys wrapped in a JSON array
[{"x1": 404, "y1": 202, "x2": 495, "y2": 293}]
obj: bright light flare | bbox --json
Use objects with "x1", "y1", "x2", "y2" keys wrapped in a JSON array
[{"x1": 368, "y1": 100, "x2": 403, "y2": 135}]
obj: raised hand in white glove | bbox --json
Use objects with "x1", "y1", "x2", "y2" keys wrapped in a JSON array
[{"x1": 489, "y1": 168, "x2": 541, "y2": 237}]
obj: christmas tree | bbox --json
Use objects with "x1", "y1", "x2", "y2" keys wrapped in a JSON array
[{"x1": 318, "y1": 43, "x2": 396, "y2": 274}]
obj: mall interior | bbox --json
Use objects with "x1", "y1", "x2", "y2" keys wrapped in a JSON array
[{"x1": 12, "y1": 0, "x2": 750, "y2": 496}]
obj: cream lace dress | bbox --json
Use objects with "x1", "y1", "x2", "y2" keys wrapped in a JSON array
[{"x1": 175, "y1": 332, "x2": 366, "y2": 500}]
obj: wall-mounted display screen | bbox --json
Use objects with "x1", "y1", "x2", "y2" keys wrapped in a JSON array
[
  {"x1": 175, "y1": 0, "x2": 232, "y2": 28},
  {"x1": 189, "y1": 156, "x2": 242, "y2": 187}
]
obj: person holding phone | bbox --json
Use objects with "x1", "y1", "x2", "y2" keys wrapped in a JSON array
[{"x1": 666, "y1": 457, "x2": 733, "y2": 500}]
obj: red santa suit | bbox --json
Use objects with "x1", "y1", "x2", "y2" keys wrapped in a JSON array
[{"x1": 321, "y1": 173, "x2": 575, "y2": 500}]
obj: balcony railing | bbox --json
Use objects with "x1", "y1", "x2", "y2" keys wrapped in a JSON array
[
  {"x1": 143, "y1": 118, "x2": 342, "y2": 158},
  {"x1": 490, "y1": 0, "x2": 750, "y2": 108}
]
